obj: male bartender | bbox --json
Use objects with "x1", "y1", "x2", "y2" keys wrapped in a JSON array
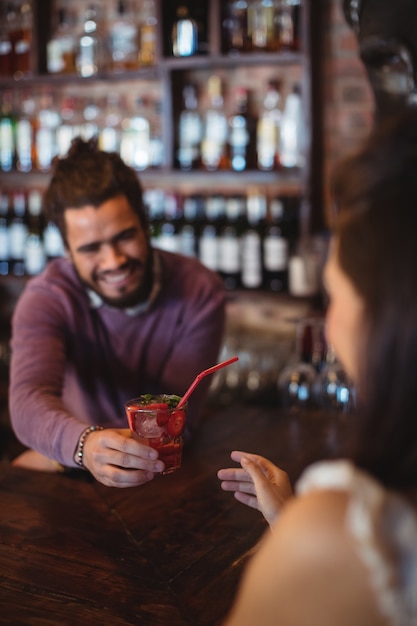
[{"x1": 9, "y1": 138, "x2": 225, "y2": 487}]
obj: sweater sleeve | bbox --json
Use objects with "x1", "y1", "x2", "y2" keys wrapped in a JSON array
[{"x1": 9, "y1": 277, "x2": 88, "y2": 467}]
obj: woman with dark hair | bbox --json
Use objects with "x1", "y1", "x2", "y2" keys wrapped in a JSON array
[{"x1": 218, "y1": 110, "x2": 417, "y2": 625}]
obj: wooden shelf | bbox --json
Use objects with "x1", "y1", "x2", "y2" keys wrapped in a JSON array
[{"x1": 1, "y1": 168, "x2": 305, "y2": 195}]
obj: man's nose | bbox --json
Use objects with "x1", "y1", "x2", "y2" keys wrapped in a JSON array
[{"x1": 100, "y1": 242, "x2": 127, "y2": 268}]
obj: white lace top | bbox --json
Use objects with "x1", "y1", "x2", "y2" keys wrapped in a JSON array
[{"x1": 296, "y1": 460, "x2": 417, "y2": 626}]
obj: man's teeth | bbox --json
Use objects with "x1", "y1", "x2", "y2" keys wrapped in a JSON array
[{"x1": 103, "y1": 271, "x2": 130, "y2": 284}]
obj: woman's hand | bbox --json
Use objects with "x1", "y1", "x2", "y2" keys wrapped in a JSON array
[
  {"x1": 81, "y1": 428, "x2": 165, "y2": 487},
  {"x1": 217, "y1": 450, "x2": 293, "y2": 526}
]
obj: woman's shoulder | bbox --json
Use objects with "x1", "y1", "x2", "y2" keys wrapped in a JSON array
[
  {"x1": 226, "y1": 460, "x2": 417, "y2": 626},
  {"x1": 295, "y1": 458, "x2": 385, "y2": 497},
  {"x1": 269, "y1": 477, "x2": 363, "y2": 576},
  {"x1": 225, "y1": 483, "x2": 385, "y2": 626},
  {"x1": 277, "y1": 459, "x2": 417, "y2": 626}
]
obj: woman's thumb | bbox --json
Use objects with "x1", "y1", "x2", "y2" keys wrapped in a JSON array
[{"x1": 241, "y1": 455, "x2": 266, "y2": 484}]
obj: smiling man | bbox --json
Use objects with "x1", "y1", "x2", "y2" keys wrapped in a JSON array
[{"x1": 9, "y1": 138, "x2": 225, "y2": 487}]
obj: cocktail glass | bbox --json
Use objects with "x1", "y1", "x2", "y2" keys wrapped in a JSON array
[{"x1": 125, "y1": 394, "x2": 186, "y2": 474}]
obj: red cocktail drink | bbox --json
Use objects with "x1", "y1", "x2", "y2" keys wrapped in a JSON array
[{"x1": 125, "y1": 394, "x2": 186, "y2": 474}]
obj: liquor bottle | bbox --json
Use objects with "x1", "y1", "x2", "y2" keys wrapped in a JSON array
[
  {"x1": 218, "y1": 196, "x2": 245, "y2": 290},
  {"x1": 75, "y1": 4, "x2": 107, "y2": 77},
  {"x1": 138, "y1": 0, "x2": 157, "y2": 67},
  {"x1": 179, "y1": 195, "x2": 204, "y2": 257},
  {"x1": 246, "y1": 188, "x2": 268, "y2": 227},
  {"x1": 277, "y1": 0, "x2": 301, "y2": 52},
  {"x1": 24, "y1": 189, "x2": 46, "y2": 276},
  {"x1": 228, "y1": 86, "x2": 256, "y2": 172},
  {"x1": 47, "y1": 6, "x2": 76, "y2": 75},
  {"x1": 0, "y1": 3, "x2": 13, "y2": 77},
  {"x1": 0, "y1": 90, "x2": 16, "y2": 172},
  {"x1": 171, "y1": 5, "x2": 198, "y2": 57},
  {"x1": 0, "y1": 192, "x2": 10, "y2": 276},
  {"x1": 34, "y1": 91, "x2": 60, "y2": 172},
  {"x1": 15, "y1": 91, "x2": 35, "y2": 172},
  {"x1": 10, "y1": 0, "x2": 33, "y2": 78},
  {"x1": 24, "y1": 231, "x2": 46, "y2": 275},
  {"x1": 154, "y1": 193, "x2": 182, "y2": 253},
  {"x1": 0, "y1": 218, "x2": 9, "y2": 275},
  {"x1": 108, "y1": 0, "x2": 139, "y2": 72},
  {"x1": 241, "y1": 229, "x2": 263, "y2": 289},
  {"x1": 280, "y1": 83, "x2": 305, "y2": 168},
  {"x1": 222, "y1": 0, "x2": 250, "y2": 55},
  {"x1": 143, "y1": 187, "x2": 165, "y2": 245},
  {"x1": 177, "y1": 84, "x2": 202, "y2": 171},
  {"x1": 201, "y1": 75, "x2": 228, "y2": 172},
  {"x1": 26, "y1": 189, "x2": 44, "y2": 236},
  {"x1": 137, "y1": 97, "x2": 151, "y2": 170},
  {"x1": 56, "y1": 96, "x2": 77, "y2": 158},
  {"x1": 256, "y1": 80, "x2": 282, "y2": 171},
  {"x1": 99, "y1": 93, "x2": 123, "y2": 154},
  {"x1": 120, "y1": 97, "x2": 151, "y2": 171},
  {"x1": 199, "y1": 195, "x2": 224, "y2": 273},
  {"x1": 247, "y1": 0, "x2": 277, "y2": 52},
  {"x1": 9, "y1": 190, "x2": 28, "y2": 276},
  {"x1": 242, "y1": 190, "x2": 267, "y2": 289},
  {"x1": 43, "y1": 220, "x2": 65, "y2": 262},
  {"x1": 81, "y1": 99, "x2": 100, "y2": 142},
  {"x1": 263, "y1": 198, "x2": 289, "y2": 292},
  {"x1": 149, "y1": 99, "x2": 164, "y2": 169}
]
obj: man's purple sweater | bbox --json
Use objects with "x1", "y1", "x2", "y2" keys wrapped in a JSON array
[{"x1": 9, "y1": 250, "x2": 225, "y2": 467}]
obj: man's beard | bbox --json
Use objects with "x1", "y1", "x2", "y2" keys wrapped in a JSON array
[{"x1": 79, "y1": 256, "x2": 154, "y2": 309}]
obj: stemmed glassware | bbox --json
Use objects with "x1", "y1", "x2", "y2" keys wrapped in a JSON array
[
  {"x1": 277, "y1": 316, "x2": 356, "y2": 414},
  {"x1": 313, "y1": 345, "x2": 355, "y2": 414},
  {"x1": 277, "y1": 318, "x2": 318, "y2": 410}
]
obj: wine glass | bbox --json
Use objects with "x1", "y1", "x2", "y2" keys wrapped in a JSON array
[
  {"x1": 277, "y1": 318, "x2": 317, "y2": 410},
  {"x1": 313, "y1": 346, "x2": 356, "y2": 414}
]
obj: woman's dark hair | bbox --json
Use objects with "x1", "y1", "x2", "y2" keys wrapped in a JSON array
[
  {"x1": 331, "y1": 109, "x2": 417, "y2": 489},
  {"x1": 44, "y1": 138, "x2": 149, "y2": 244}
]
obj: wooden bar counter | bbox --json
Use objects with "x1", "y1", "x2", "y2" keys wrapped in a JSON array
[{"x1": 0, "y1": 403, "x2": 349, "y2": 625}]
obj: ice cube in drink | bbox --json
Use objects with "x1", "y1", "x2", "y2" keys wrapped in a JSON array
[{"x1": 125, "y1": 394, "x2": 186, "y2": 474}]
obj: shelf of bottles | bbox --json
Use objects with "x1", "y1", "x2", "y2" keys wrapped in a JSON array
[
  {"x1": 0, "y1": 184, "x2": 301, "y2": 292},
  {"x1": 0, "y1": 0, "x2": 312, "y2": 294}
]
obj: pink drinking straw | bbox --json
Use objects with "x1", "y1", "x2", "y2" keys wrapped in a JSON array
[{"x1": 177, "y1": 356, "x2": 239, "y2": 409}]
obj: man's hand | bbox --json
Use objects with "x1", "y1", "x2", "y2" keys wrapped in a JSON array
[
  {"x1": 82, "y1": 428, "x2": 165, "y2": 487},
  {"x1": 217, "y1": 450, "x2": 293, "y2": 526}
]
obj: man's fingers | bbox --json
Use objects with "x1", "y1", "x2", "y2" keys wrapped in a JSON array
[{"x1": 93, "y1": 466, "x2": 156, "y2": 488}]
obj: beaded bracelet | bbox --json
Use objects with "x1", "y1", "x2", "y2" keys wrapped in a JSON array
[{"x1": 75, "y1": 425, "x2": 104, "y2": 469}]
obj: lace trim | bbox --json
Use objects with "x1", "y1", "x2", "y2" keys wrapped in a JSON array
[{"x1": 296, "y1": 460, "x2": 417, "y2": 626}]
